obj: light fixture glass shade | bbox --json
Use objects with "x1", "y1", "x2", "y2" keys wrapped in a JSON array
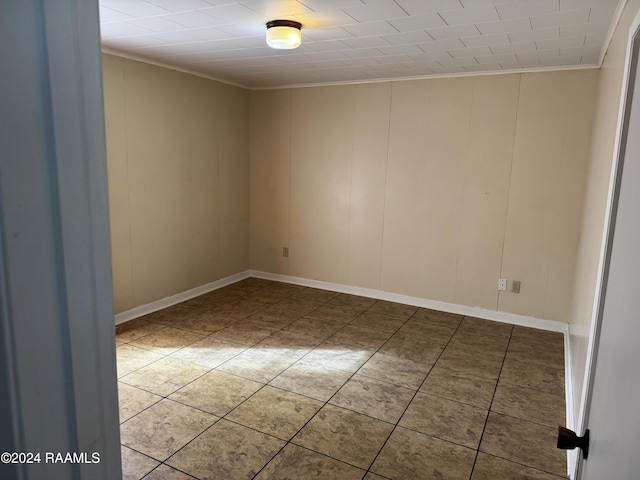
[{"x1": 266, "y1": 20, "x2": 302, "y2": 49}]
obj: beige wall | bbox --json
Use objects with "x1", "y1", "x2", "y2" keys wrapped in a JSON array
[
  {"x1": 568, "y1": 0, "x2": 640, "y2": 424},
  {"x1": 103, "y1": 54, "x2": 249, "y2": 313},
  {"x1": 250, "y1": 70, "x2": 597, "y2": 321}
]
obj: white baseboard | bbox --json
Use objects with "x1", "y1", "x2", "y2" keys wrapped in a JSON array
[
  {"x1": 115, "y1": 269, "x2": 569, "y2": 333},
  {"x1": 114, "y1": 271, "x2": 251, "y2": 325},
  {"x1": 248, "y1": 270, "x2": 569, "y2": 334}
]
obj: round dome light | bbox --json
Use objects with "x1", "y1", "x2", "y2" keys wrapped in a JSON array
[{"x1": 266, "y1": 20, "x2": 302, "y2": 50}]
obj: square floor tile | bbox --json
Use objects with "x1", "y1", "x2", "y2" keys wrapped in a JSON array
[
  {"x1": 269, "y1": 361, "x2": 352, "y2": 402},
  {"x1": 293, "y1": 404, "x2": 393, "y2": 469},
  {"x1": 143, "y1": 464, "x2": 195, "y2": 480},
  {"x1": 226, "y1": 386, "x2": 323, "y2": 440},
  {"x1": 399, "y1": 392, "x2": 488, "y2": 449},
  {"x1": 143, "y1": 305, "x2": 199, "y2": 326},
  {"x1": 129, "y1": 327, "x2": 204, "y2": 355},
  {"x1": 349, "y1": 311, "x2": 407, "y2": 333},
  {"x1": 398, "y1": 321, "x2": 456, "y2": 345},
  {"x1": 171, "y1": 312, "x2": 236, "y2": 335},
  {"x1": 305, "y1": 304, "x2": 363, "y2": 323},
  {"x1": 480, "y1": 412, "x2": 567, "y2": 476},
  {"x1": 265, "y1": 283, "x2": 304, "y2": 296},
  {"x1": 207, "y1": 285, "x2": 249, "y2": 301},
  {"x1": 178, "y1": 292, "x2": 228, "y2": 312},
  {"x1": 121, "y1": 446, "x2": 159, "y2": 480},
  {"x1": 284, "y1": 316, "x2": 345, "y2": 340},
  {"x1": 270, "y1": 297, "x2": 323, "y2": 316},
  {"x1": 116, "y1": 319, "x2": 165, "y2": 343},
  {"x1": 367, "y1": 300, "x2": 418, "y2": 318},
  {"x1": 166, "y1": 419, "x2": 284, "y2": 480},
  {"x1": 436, "y1": 348, "x2": 503, "y2": 380},
  {"x1": 511, "y1": 326, "x2": 564, "y2": 348},
  {"x1": 411, "y1": 308, "x2": 463, "y2": 328},
  {"x1": 169, "y1": 370, "x2": 262, "y2": 416},
  {"x1": 169, "y1": 336, "x2": 247, "y2": 369},
  {"x1": 255, "y1": 444, "x2": 365, "y2": 479},
  {"x1": 244, "y1": 288, "x2": 291, "y2": 305},
  {"x1": 379, "y1": 331, "x2": 444, "y2": 365},
  {"x1": 328, "y1": 293, "x2": 377, "y2": 311},
  {"x1": 330, "y1": 375, "x2": 415, "y2": 423},
  {"x1": 448, "y1": 330, "x2": 509, "y2": 357},
  {"x1": 491, "y1": 382, "x2": 565, "y2": 428},
  {"x1": 246, "y1": 308, "x2": 302, "y2": 329},
  {"x1": 120, "y1": 399, "x2": 217, "y2": 461},
  {"x1": 302, "y1": 342, "x2": 374, "y2": 373},
  {"x1": 117, "y1": 382, "x2": 162, "y2": 423},
  {"x1": 116, "y1": 344, "x2": 164, "y2": 378},
  {"x1": 506, "y1": 339, "x2": 564, "y2": 369},
  {"x1": 234, "y1": 277, "x2": 274, "y2": 290},
  {"x1": 420, "y1": 366, "x2": 497, "y2": 409},
  {"x1": 328, "y1": 324, "x2": 393, "y2": 350},
  {"x1": 211, "y1": 320, "x2": 278, "y2": 345},
  {"x1": 209, "y1": 300, "x2": 265, "y2": 319},
  {"x1": 253, "y1": 330, "x2": 319, "y2": 358},
  {"x1": 500, "y1": 358, "x2": 564, "y2": 395},
  {"x1": 471, "y1": 452, "x2": 567, "y2": 480},
  {"x1": 120, "y1": 357, "x2": 210, "y2": 396},
  {"x1": 290, "y1": 287, "x2": 339, "y2": 304},
  {"x1": 217, "y1": 347, "x2": 299, "y2": 383},
  {"x1": 370, "y1": 426, "x2": 476, "y2": 480},
  {"x1": 358, "y1": 352, "x2": 431, "y2": 389},
  {"x1": 457, "y1": 317, "x2": 513, "y2": 339}
]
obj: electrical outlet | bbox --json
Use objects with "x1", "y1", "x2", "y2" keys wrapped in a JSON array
[
  {"x1": 283, "y1": 247, "x2": 289, "y2": 257},
  {"x1": 498, "y1": 278, "x2": 507, "y2": 291},
  {"x1": 511, "y1": 280, "x2": 521, "y2": 293}
]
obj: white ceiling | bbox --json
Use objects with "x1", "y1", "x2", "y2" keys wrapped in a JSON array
[{"x1": 99, "y1": 0, "x2": 623, "y2": 89}]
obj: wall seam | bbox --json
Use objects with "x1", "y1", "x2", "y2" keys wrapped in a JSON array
[
  {"x1": 452, "y1": 78, "x2": 476, "y2": 304},
  {"x1": 286, "y1": 89, "x2": 292, "y2": 275},
  {"x1": 497, "y1": 73, "x2": 523, "y2": 311},
  {"x1": 346, "y1": 85, "x2": 357, "y2": 284},
  {"x1": 378, "y1": 82, "x2": 394, "y2": 290},
  {"x1": 216, "y1": 82, "x2": 221, "y2": 279},
  {"x1": 122, "y1": 59, "x2": 136, "y2": 307}
]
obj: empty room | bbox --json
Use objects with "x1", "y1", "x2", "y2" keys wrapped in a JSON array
[{"x1": 3, "y1": 0, "x2": 640, "y2": 479}]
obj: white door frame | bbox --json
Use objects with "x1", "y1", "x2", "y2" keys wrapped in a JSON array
[
  {"x1": 574, "y1": 5, "x2": 640, "y2": 478},
  {"x1": 0, "y1": 1, "x2": 121, "y2": 478}
]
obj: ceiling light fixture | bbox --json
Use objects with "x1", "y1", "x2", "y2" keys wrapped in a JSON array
[{"x1": 266, "y1": 20, "x2": 302, "y2": 50}]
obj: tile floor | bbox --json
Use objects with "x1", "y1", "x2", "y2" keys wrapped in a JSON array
[{"x1": 115, "y1": 278, "x2": 568, "y2": 480}]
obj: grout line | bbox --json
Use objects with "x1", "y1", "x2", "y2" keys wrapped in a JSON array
[
  {"x1": 362, "y1": 312, "x2": 466, "y2": 477},
  {"x1": 468, "y1": 325, "x2": 513, "y2": 478},
  {"x1": 250, "y1": 300, "x2": 419, "y2": 478}
]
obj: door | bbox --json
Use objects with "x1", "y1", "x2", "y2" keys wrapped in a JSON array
[{"x1": 578, "y1": 25, "x2": 640, "y2": 480}]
